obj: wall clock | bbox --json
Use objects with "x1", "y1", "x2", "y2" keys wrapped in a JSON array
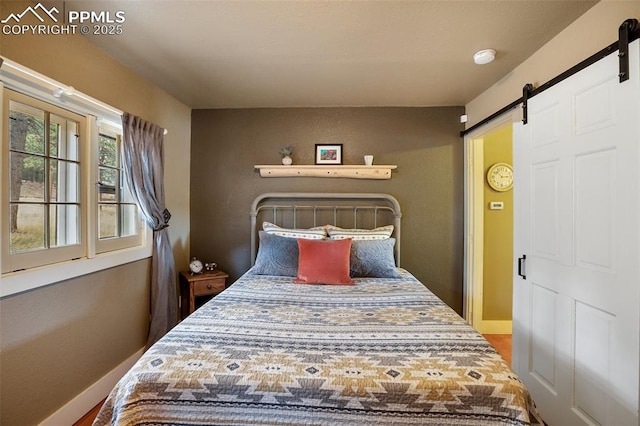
[{"x1": 486, "y1": 162, "x2": 513, "y2": 192}]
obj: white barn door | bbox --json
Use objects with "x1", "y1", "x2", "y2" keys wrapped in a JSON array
[{"x1": 513, "y1": 39, "x2": 639, "y2": 425}]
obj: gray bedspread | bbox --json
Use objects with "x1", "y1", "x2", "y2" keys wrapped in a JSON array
[{"x1": 94, "y1": 269, "x2": 542, "y2": 425}]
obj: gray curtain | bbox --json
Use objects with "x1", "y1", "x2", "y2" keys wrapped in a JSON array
[{"x1": 121, "y1": 112, "x2": 177, "y2": 348}]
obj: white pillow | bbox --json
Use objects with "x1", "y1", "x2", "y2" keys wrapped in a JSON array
[
  {"x1": 326, "y1": 224, "x2": 394, "y2": 240},
  {"x1": 262, "y1": 221, "x2": 326, "y2": 240}
]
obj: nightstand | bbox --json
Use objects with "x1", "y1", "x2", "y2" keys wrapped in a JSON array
[{"x1": 179, "y1": 269, "x2": 229, "y2": 319}]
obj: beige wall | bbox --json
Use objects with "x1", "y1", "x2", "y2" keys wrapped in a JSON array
[
  {"x1": 0, "y1": 2, "x2": 191, "y2": 425},
  {"x1": 0, "y1": 260, "x2": 151, "y2": 423},
  {"x1": 466, "y1": 0, "x2": 640, "y2": 128},
  {"x1": 190, "y1": 107, "x2": 465, "y2": 312},
  {"x1": 482, "y1": 125, "x2": 513, "y2": 320}
]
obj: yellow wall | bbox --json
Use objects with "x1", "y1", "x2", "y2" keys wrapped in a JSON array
[
  {"x1": 482, "y1": 125, "x2": 513, "y2": 320},
  {"x1": 0, "y1": 2, "x2": 191, "y2": 424}
]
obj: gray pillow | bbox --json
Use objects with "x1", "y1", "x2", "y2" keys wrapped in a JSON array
[
  {"x1": 252, "y1": 231, "x2": 299, "y2": 276},
  {"x1": 350, "y1": 238, "x2": 401, "y2": 278}
]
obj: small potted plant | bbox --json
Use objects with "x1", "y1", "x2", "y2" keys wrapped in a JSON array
[{"x1": 280, "y1": 145, "x2": 293, "y2": 165}]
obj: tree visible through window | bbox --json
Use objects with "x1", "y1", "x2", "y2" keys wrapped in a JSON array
[
  {"x1": 97, "y1": 128, "x2": 139, "y2": 245},
  {"x1": 2, "y1": 78, "x2": 147, "y2": 286},
  {"x1": 9, "y1": 100, "x2": 80, "y2": 255}
]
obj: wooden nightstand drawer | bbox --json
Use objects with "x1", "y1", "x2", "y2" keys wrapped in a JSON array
[
  {"x1": 179, "y1": 269, "x2": 229, "y2": 320},
  {"x1": 193, "y1": 279, "x2": 225, "y2": 296}
]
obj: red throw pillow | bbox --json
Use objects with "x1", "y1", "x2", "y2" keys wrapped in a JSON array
[{"x1": 294, "y1": 238, "x2": 354, "y2": 285}]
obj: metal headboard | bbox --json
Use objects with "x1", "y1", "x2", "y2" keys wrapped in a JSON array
[{"x1": 250, "y1": 192, "x2": 402, "y2": 266}]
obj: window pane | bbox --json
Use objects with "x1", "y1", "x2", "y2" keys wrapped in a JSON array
[
  {"x1": 99, "y1": 167, "x2": 117, "y2": 202},
  {"x1": 51, "y1": 115, "x2": 79, "y2": 161},
  {"x1": 50, "y1": 160, "x2": 80, "y2": 203},
  {"x1": 99, "y1": 134, "x2": 117, "y2": 167},
  {"x1": 99, "y1": 188, "x2": 116, "y2": 203},
  {"x1": 121, "y1": 170, "x2": 135, "y2": 203},
  {"x1": 95, "y1": 127, "x2": 141, "y2": 252},
  {"x1": 50, "y1": 204, "x2": 80, "y2": 247},
  {"x1": 9, "y1": 101, "x2": 45, "y2": 154},
  {"x1": 10, "y1": 152, "x2": 45, "y2": 202},
  {"x1": 121, "y1": 204, "x2": 139, "y2": 237},
  {"x1": 10, "y1": 203, "x2": 45, "y2": 253},
  {"x1": 99, "y1": 204, "x2": 117, "y2": 239},
  {"x1": 99, "y1": 166, "x2": 117, "y2": 187},
  {"x1": 49, "y1": 122, "x2": 59, "y2": 157}
]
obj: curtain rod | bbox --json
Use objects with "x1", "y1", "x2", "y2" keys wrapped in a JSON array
[
  {"x1": 461, "y1": 18, "x2": 639, "y2": 137},
  {"x1": 0, "y1": 57, "x2": 168, "y2": 135}
]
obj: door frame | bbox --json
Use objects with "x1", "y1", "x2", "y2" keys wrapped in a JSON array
[{"x1": 463, "y1": 109, "x2": 519, "y2": 331}]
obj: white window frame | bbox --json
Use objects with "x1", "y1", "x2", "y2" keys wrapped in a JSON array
[
  {"x1": 2, "y1": 90, "x2": 87, "y2": 272},
  {"x1": 92, "y1": 119, "x2": 144, "y2": 254},
  {"x1": 0, "y1": 59, "x2": 151, "y2": 298}
]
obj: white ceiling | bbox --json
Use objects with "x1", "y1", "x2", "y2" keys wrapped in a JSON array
[{"x1": 71, "y1": 0, "x2": 599, "y2": 109}]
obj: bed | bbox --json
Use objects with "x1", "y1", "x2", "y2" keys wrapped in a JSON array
[{"x1": 94, "y1": 193, "x2": 542, "y2": 425}]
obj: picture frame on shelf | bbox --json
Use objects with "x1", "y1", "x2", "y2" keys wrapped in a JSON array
[{"x1": 315, "y1": 144, "x2": 343, "y2": 165}]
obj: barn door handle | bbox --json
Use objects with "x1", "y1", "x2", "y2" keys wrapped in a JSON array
[{"x1": 517, "y1": 255, "x2": 527, "y2": 280}]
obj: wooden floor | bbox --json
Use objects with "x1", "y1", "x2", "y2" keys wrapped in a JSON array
[
  {"x1": 483, "y1": 333, "x2": 512, "y2": 366},
  {"x1": 73, "y1": 399, "x2": 104, "y2": 426},
  {"x1": 75, "y1": 335, "x2": 512, "y2": 425}
]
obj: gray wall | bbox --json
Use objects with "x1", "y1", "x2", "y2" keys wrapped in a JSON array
[{"x1": 190, "y1": 107, "x2": 465, "y2": 312}]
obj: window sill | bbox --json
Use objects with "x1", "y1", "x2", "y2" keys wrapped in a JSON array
[{"x1": 0, "y1": 244, "x2": 152, "y2": 298}]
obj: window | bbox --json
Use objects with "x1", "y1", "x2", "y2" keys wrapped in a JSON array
[
  {"x1": 1, "y1": 74, "x2": 150, "y2": 295},
  {"x1": 3, "y1": 90, "x2": 86, "y2": 272},
  {"x1": 95, "y1": 122, "x2": 142, "y2": 253}
]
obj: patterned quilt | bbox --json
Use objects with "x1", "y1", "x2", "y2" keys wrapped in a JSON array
[{"x1": 94, "y1": 269, "x2": 543, "y2": 425}]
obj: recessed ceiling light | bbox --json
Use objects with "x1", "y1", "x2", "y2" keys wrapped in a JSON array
[{"x1": 473, "y1": 49, "x2": 496, "y2": 65}]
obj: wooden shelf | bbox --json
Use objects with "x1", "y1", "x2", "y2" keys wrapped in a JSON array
[{"x1": 254, "y1": 165, "x2": 397, "y2": 180}]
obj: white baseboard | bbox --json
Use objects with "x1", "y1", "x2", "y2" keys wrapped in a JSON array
[
  {"x1": 39, "y1": 347, "x2": 145, "y2": 426},
  {"x1": 479, "y1": 320, "x2": 512, "y2": 334}
]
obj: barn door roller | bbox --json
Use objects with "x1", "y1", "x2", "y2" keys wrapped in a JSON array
[
  {"x1": 521, "y1": 83, "x2": 534, "y2": 125},
  {"x1": 619, "y1": 18, "x2": 639, "y2": 82}
]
